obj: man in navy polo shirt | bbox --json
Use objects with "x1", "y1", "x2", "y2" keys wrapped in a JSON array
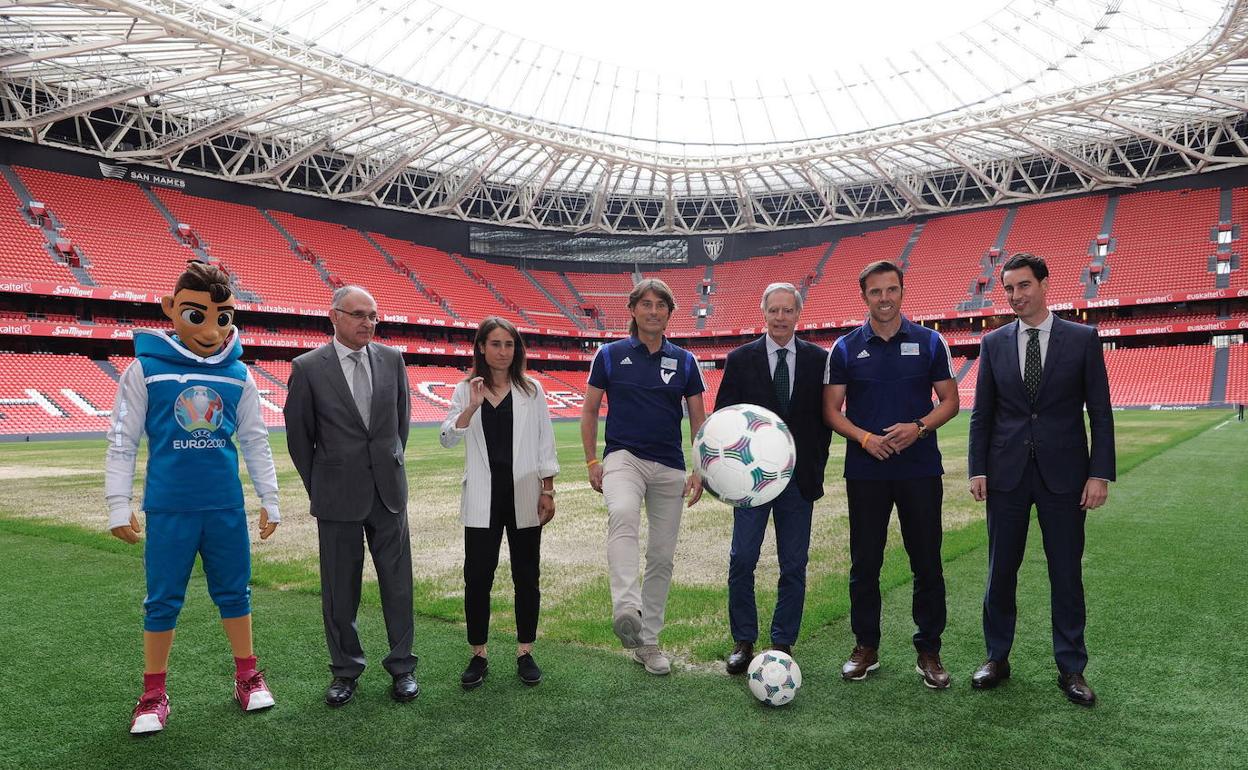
[
  {"x1": 580, "y1": 278, "x2": 707, "y2": 676},
  {"x1": 823, "y1": 260, "x2": 960, "y2": 689}
]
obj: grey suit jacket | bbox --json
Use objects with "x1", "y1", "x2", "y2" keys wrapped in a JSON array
[{"x1": 284, "y1": 341, "x2": 410, "y2": 521}]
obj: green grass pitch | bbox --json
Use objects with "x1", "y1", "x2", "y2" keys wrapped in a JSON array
[{"x1": 0, "y1": 410, "x2": 1245, "y2": 768}]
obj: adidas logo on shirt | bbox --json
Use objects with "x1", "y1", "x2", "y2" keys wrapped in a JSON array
[
  {"x1": 857, "y1": 350, "x2": 871, "y2": 359},
  {"x1": 621, "y1": 356, "x2": 633, "y2": 365}
]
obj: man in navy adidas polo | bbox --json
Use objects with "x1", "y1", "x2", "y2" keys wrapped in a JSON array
[
  {"x1": 581, "y1": 278, "x2": 707, "y2": 676},
  {"x1": 823, "y1": 260, "x2": 960, "y2": 689}
]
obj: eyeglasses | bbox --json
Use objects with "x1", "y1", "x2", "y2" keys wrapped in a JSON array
[{"x1": 334, "y1": 308, "x2": 379, "y2": 322}]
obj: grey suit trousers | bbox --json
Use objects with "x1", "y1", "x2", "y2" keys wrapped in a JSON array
[{"x1": 316, "y1": 490, "x2": 417, "y2": 678}]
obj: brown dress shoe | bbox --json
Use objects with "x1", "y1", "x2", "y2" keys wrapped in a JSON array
[
  {"x1": 769, "y1": 643, "x2": 792, "y2": 655},
  {"x1": 841, "y1": 645, "x2": 880, "y2": 681},
  {"x1": 1058, "y1": 672, "x2": 1096, "y2": 706},
  {"x1": 971, "y1": 659, "x2": 1011, "y2": 689},
  {"x1": 725, "y1": 641, "x2": 754, "y2": 675},
  {"x1": 916, "y1": 651, "x2": 951, "y2": 689}
]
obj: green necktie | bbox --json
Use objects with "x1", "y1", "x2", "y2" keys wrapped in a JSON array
[
  {"x1": 774, "y1": 348, "x2": 791, "y2": 413},
  {"x1": 1024, "y1": 328, "x2": 1041, "y2": 403}
]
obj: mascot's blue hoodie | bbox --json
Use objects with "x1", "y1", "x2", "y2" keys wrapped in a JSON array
[{"x1": 134, "y1": 329, "x2": 249, "y2": 514}]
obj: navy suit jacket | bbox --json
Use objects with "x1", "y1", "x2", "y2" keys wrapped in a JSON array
[
  {"x1": 968, "y1": 315, "x2": 1115, "y2": 494},
  {"x1": 715, "y1": 336, "x2": 832, "y2": 502}
]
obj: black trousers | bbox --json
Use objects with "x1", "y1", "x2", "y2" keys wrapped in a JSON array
[
  {"x1": 846, "y1": 476, "x2": 946, "y2": 653},
  {"x1": 984, "y1": 458, "x2": 1088, "y2": 674},
  {"x1": 316, "y1": 492, "x2": 417, "y2": 679},
  {"x1": 464, "y1": 497, "x2": 542, "y2": 646}
]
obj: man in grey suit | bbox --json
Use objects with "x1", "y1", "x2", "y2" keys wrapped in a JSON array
[{"x1": 284, "y1": 285, "x2": 418, "y2": 706}]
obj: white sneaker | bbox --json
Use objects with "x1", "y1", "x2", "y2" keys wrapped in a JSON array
[
  {"x1": 632, "y1": 645, "x2": 671, "y2": 675},
  {"x1": 612, "y1": 609, "x2": 643, "y2": 649}
]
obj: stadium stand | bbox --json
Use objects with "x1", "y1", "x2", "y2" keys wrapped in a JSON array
[
  {"x1": 562, "y1": 271, "x2": 637, "y2": 331},
  {"x1": 13, "y1": 166, "x2": 194, "y2": 292},
  {"x1": 367, "y1": 234, "x2": 520, "y2": 326},
  {"x1": 803, "y1": 225, "x2": 914, "y2": 323},
  {"x1": 154, "y1": 189, "x2": 330, "y2": 308},
  {"x1": 1226, "y1": 344, "x2": 1248, "y2": 405},
  {"x1": 0, "y1": 352, "x2": 117, "y2": 434},
  {"x1": 904, "y1": 208, "x2": 1007, "y2": 316},
  {"x1": 459, "y1": 257, "x2": 578, "y2": 331},
  {"x1": 269, "y1": 211, "x2": 439, "y2": 320},
  {"x1": 994, "y1": 196, "x2": 1107, "y2": 305},
  {"x1": 0, "y1": 173, "x2": 77, "y2": 283},
  {"x1": 1100, "y1": 189, "x2": 1221, "y2": 297},
  {"x1": 708, "y1": 246, "x2": 826, "y2": 329},
  {"x1": 1103, "y1": 345, "x2": 1215, "y2": 405}
]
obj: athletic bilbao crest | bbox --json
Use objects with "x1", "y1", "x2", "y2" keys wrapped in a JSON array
[
  {"x1": 175, "y1": 385, "x2": 224, "y2": 433},
  {"x1": 703, "y1": 237, "x2": 725, "y2": 261}
]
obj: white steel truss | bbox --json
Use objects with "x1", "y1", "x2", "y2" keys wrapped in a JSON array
[{"x1": 1, "y1": 0, "x2": 1247, "y2": 233}]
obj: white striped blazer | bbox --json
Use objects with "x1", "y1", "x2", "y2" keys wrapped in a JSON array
[{"x1": 439, "y1": 378, "x2": 560, "y2": 529}]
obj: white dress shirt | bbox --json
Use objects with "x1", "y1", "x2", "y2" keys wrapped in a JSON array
[
  {"x1": 333, "y1": 337, "x2": 372, "y2": 399},
  {"x1": 1016, "y1": 310, "x2": 1054, "y2": 378},
  {"x1": 765, "y1": 334, "x2": 797, "y2": 399}
]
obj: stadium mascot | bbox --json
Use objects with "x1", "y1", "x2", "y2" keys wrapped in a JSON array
[{"x1": 104, "y1": 260, "x2": 281, "y2": 735}]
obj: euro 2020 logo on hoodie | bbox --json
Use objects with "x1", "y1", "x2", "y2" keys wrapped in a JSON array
[{"x1": 175, "y1": 385, "x2": 225, "y2": 436}]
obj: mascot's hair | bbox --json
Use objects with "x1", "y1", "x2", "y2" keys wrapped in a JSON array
[{"x1": 176, "y1": 259, "x2": 232, "y2": 303}]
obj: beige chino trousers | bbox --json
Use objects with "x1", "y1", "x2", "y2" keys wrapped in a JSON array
[{"x1": 603, "y1": 449, "x2": 686, "y2": 646}]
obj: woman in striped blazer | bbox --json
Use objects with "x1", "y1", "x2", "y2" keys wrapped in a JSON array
[{"x1": 439, "y1": 316, "x2": 559, "y2": 689}]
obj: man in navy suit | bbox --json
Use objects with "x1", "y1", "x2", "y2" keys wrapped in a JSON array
[
  {"x1": 715, "y1": 283, "x2": 832, "y2": 674},
  {"x1": 968, "y1": 253, "x2": 1115, "y2": 706}
]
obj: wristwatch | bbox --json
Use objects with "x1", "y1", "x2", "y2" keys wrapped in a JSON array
[
  {"x1": 914, "y1": 419, "x2": 929, "y2": 439},
  {"x1": 540, "y1": 488, "x2": 556, "y2": 498}
]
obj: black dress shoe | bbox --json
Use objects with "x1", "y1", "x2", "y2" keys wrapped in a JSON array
[
  {"x1": 392, "y1": 672, "x2": 420, "y2": 702},
  {"x1": 971, "y1": 659, "x2": 1011, "y2": 690},
  {"x1": 516, "y1": 653, "x2": 542, "y2": 686},
  {"x1": 769, "y1": 643, "x2": 793, "y2": 655},
  {"x1": 1058, "y1": 671, "x2": 1096, "y2": 707},
  {"x1": 325, "y1": 676, "x2": 357, "y2": 707},
  {"x1": 725, "y1": 641, "x2": 754, "y2": 675},
  {"x1": 461, "y1": 655, "x2": 488, "y2": 690}
]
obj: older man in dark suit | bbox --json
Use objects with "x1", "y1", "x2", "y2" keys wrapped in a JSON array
[
  {"x1": 716, "y1": 282, "x2": 832, "y2": 674},
  {"x1": 285, "y1": 285, "x2": 417, "y2": 706},
  {"x1": 968, "y1": 253, "x2": 1115, "y2": 706}
]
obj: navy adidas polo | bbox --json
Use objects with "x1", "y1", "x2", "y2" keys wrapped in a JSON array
[
  {"x1": 588, "y1": 336, "x2": 705, "y2": 471},
  {"x1": 825, "y1": 316, "x2": 955, "y2": 480}
]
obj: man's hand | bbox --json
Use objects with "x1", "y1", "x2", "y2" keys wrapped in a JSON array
[
  {"x1": 862, "y1": 433, "x2": 897, "y2": 461},
  {"x1": 538, "y1": 493, "x2": 556, "y2": 525},
  {"x1": 969, "y1": 477, "x2": 987, "y2": 502},
  {"x1": 685, "y1": 474, "x2": 703, "y2": 507},
  {"x1": 1080, "y1": 478, "x2": 1109, "y2": 510},
  {"x1": 259, "y1": 508, "x2": 278, "y2": 540},
  {"x1": 588, "y1": 462, "x2": 604, "y2": 493},
  {"x1": 882, "y1": 422, "x2": 921, "y2": 452},
  {"x1": 110, "y1": 512, "x2": 142, "y2": 544}
]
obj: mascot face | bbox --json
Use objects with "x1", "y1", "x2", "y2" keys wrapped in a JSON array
[{"x1": 161, "y1": 287, "x2": 235, "y2": 357}]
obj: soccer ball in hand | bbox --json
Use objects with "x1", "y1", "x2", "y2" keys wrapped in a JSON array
[
  {"x1": 693, "y1": 404, "x2": 796, "y2": 508},
  {"x1": 747, "y1": 650, "x2": 802, "y2": 707}
]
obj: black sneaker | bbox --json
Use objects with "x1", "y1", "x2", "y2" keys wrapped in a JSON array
[
  {"x1": 516, "y1": 653, "x2": 542, "y2": 686},
  {"x1": 460, "y1": 655, "x2": 488, "y2": 690}
]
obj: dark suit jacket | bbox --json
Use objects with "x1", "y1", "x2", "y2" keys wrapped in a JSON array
[
  {"x1": 284, "y1": 341, "x2": 411, "y2": 521},
  {"x1": 968, "y1": 316, "x2": 1115, "y2": 494},
  {"x1": 715, "y1": 336, "x2": 832, "y2": 502}
]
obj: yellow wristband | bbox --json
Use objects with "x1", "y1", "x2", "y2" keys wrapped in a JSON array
[
  {"x1": 860, "y1": 432, "x2": 873, "y2": 449},
  {"x1": 587, "y1": 458, "x2": 601, "y2": 468}
]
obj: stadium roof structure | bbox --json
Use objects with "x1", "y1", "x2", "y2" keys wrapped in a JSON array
[{"x1": 2, "y1": 0, "x2": 1248, "y2": 234}]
